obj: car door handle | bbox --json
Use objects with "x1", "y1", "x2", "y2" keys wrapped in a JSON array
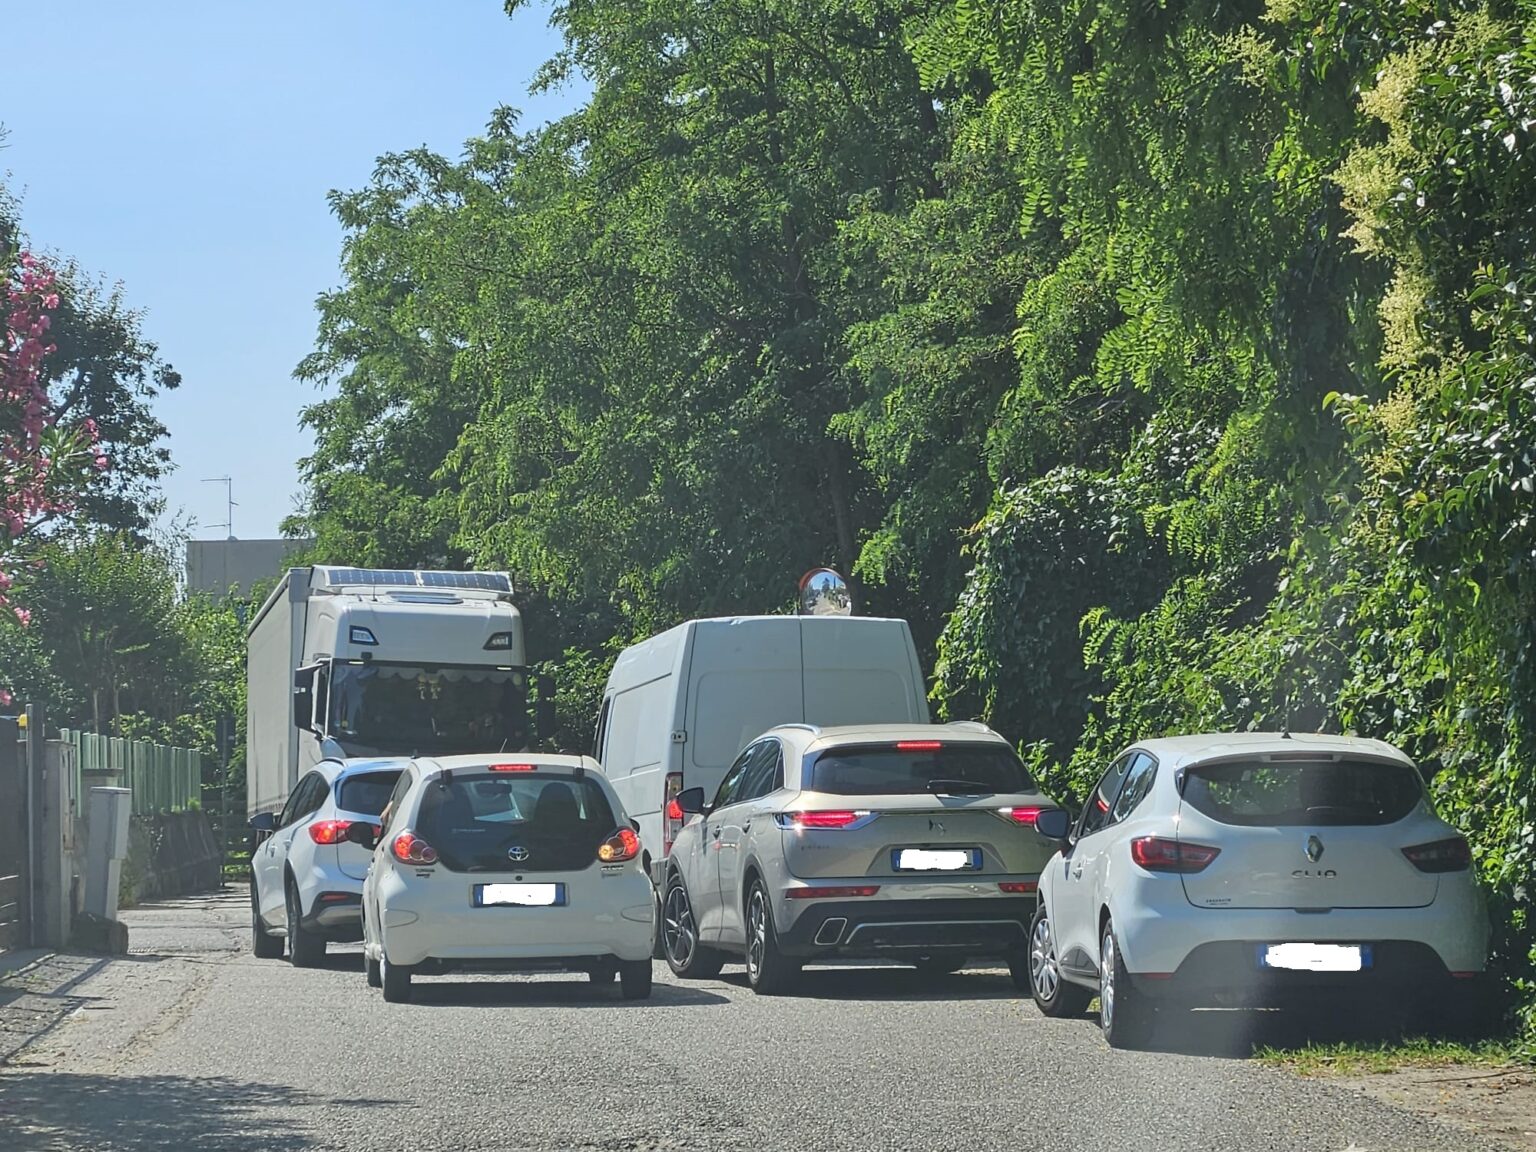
[
  {"x1": 1072, "y1": 862, "x2": 1083, "y2": 879},
  {"x1": 712, "y1": 828, "x2": 722, "y2": 840}
]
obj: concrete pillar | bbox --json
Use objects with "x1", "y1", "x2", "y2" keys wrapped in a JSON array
[
  {"x1": 36, "y1": 737, "x2": 77, "y2": 948},
  {"x1": 83, "y1": 788, "x2": 132, "y2": 920}
]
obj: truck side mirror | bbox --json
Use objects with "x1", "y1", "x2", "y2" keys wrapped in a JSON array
[
  {"x1": 292, "y1": 667, "x2": 316, "y2": 732},
  {"x1": 535, "y1": 673, "x2": 557, "y2": 746}
]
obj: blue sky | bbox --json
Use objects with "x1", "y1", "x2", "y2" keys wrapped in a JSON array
[{"x1": 2, "y1": 1, "x2": 581, "y2": 541}]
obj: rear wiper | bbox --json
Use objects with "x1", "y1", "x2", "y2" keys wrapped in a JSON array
[{"x1": 926, "y1": 778, "x2": 994, "y2": 796}]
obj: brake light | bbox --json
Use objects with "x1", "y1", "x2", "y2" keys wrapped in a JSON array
[
  {"x1": 785, "y1": 886, "x2": 880, "y2": 899},
  {"x1": 998, "y1": 806, "x2": 1044, "y2": 827},
  {"x1": 1402, "y1": 836, "x2": 1471, "y2": 873},
  {"x1": 598, "y1": 827, "x2": 641, "y2": 863},
  {"x1": 896, "y1": 741, "x2": 942, "y2": 751},
  {"x1": 663, "y1": 772, "x2": 684, "y2": 856},
  {"x1": 998, "y1": 881, "x2": 1038, "y2": 893},
  {"x1": 308, "y1": 819, "x2": 351, "y2": 845},
  {"x1": 777, "y1": 810, "x2": 871, "y2": 830},
  {"x1": 391, "y1": 831, "x2": 438, "y2": 865},
  {"x1": 489, "y1": 763, "x2": 537, "y2": 772},
  {"x1": 1130, "y1": 836, "x2": 1220, "y2": 873}
]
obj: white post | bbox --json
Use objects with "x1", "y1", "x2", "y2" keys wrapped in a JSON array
[{"x1": 83, "y1": 787, "x2": 133, "y2": 921}]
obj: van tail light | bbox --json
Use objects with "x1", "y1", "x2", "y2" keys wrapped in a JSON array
[
  {"x1": 598, "y1": 827, "x2": 641, "y2": 863},
  {"x1": 785, "y1": 886, "x2": 880, "y2": 899},
  {"x1": 391, "y1": 831, "x2": 438, "y2": 865},
  {"x1": 1130, "y1": 836, "x2": 1220, "y2": 874},
  {"x1": 663, "y1": 772, "x2": 684, "y2": 856},
  {"x1": 309, "y1": 819, "x2": 351, "y2": 845},
  {"x1": 1402, "y1": 836, "x2": 1472, "y2": 873},
  {"x1": 998, "y1": 806, "x2": 1044, "y2": 827},
  {"x1": 776, "y1": 810, "x2": 873, "y2": 830}
]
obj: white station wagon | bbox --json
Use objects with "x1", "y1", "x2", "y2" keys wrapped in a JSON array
[{"x1": 1028, "y1": 732, "x2": 1491, "y2": 1048}]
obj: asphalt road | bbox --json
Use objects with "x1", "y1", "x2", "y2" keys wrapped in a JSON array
[{"x1": 0, "y1": 890, "x2": 1510, "y2": 1151}]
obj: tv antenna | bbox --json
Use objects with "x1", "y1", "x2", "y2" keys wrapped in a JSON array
[{"x1": 203, "y1": 476, "x2": 238, "y2": 540}]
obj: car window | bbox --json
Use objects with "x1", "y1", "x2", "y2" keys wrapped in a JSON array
[
  {"x1": 381, "y1": 768, "x2": 416, "y2": 836},
  {"x1": 337, "y1": 770, "x2": 403, "y2": 817},
  {"x1": 1078, "y1": 754, "x2": 1133, "y2": 838},
  {"x1": 711, "y1": 746, "x2": 755, "y2": 810},
  {"x1": 300, "y1": 774, "x2": 330, "y2": 819},
  {"x1": 1111, "y1": 753, "x2": 1158, "y2": 822},
  {"x1": 806, "y1": 744, "x2": 1034, "y2": 796},
  {"x1": 736, "y1": 741, "x2": 782, "y2": 803},
  {"x1": 414, "y1": 772, "x2": 618, "y2": 872},
  {"x1": 278, "y1": 773, "x2": 320, "y2": 828},
  {"x1": 1182, "y1": 758, "x2": 1424, "y2": 827}
]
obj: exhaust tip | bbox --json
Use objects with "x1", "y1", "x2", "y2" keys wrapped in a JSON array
[{"x1": 814, "y1": 917, "x2": 848, "y2": 946}]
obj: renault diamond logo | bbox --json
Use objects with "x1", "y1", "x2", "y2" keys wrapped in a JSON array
[
  {"x1": 1305, "y1": 835, "x2": 1324, "y2": 863},
  {"x1": 507, "y1": 846, "x2": 531, "y2": 862},
  {"x1": 929, "y1": 819, "x2": 945, "y2": 833}
]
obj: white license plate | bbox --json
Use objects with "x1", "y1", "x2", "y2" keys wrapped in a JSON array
[
  {"x1": 478, "y1": 883, "x2": 560, "y2": 907},
  {"x1": 895, "y1": 849, "x2": 975, "y2": 871},
  {"x1": 1260, "y1": 943, "x2": 1364, "y2": 972}
]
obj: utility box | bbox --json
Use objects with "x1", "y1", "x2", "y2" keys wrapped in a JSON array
[{"x1": 82, "y1": 787, "x2": 132, "y2": 921}]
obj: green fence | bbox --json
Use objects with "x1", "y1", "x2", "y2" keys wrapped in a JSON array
[{"x1": 59, "y1": 729, "x2": 202, "y2": 816}]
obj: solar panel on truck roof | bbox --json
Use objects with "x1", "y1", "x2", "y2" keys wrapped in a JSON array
[{"x1": 316, "y1": 568, "x2": 512, "y2": 593}]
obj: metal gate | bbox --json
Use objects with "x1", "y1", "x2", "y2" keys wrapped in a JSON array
[{"x1": 0, "y1": 717, "x2": 29, "y2": 951}]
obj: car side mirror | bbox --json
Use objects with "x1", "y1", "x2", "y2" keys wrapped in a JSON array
[
  {"x1": 630, "y1": 817, "x2": 641, "y2": 834},
  {"x1": 249, "y1": 812, "x2": 276, "y2": 834},
  {"x1": 345, "y1": 821, "x2": 382, "y2": 851},
  {"x1": 1034, "y1": 808, "x2": 1073, "y2": 841},
  {"x1": 676, "y1": 787, "x2": 706, "y2": 816}
]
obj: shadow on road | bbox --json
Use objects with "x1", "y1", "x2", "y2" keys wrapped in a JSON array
[
  {"x1": 0, "y1": 1071, "x2": 401, "y2": 1151},
  {"x1": 407, "y1": 978, "x2": 731, "y2": 1008},
  {"x1": 719, "y1": 963, "x2": 1024, "y2": 1002}
]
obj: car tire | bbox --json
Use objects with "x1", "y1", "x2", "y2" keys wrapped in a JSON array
[
  {"x1": 1024, "y1": 903, "x2": 1092, "y2": 1016},
  {"x1": 381, "y1": 952, "x2": 413, "y2": 1003},
  {"x1": 589, "y1": 963, "x2": 617, "y2": 985},
  {"x1": 285, "y1": 880, "x2": 326, "y2": 968},
  {"x1": 619, "y1": 959, "x2": 653, "y2": 1000},
  {"x1": 744, "y1": 880, "x2": 799, "y2": 996},
  {"x1": 1420, "y1": 975, "x2": 1504, "y2": 1039},
  {"x1": 1099, "y1": 917, "x2": 1154, "y2": 1049},
  {"x1": 251, "y1": 882, "x2": 283, "y2": 959},
  {"x1": 661, "y1": 877, "x2": 725, "y2": 980}
]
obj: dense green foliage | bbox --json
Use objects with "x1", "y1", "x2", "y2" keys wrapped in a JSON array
[{"x1": 294, "y1": 0, "x2": 1536, "y2": 1032}]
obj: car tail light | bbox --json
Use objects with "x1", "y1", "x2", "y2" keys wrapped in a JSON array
[
  {"x1": 1402, "y1": 836, "x2": 1472, "y2": 873},
  {"x1": 998, "y1": 881, "x2": 1037, "y2": 894},
  {"x1": 776, "y1": 810, "x2": 872, "y2": 830},
  {"x1": 998, "y1": 806, "x2": 1044, "y2": 827},
  {"x1": 489, "y1": 763, "x2": 537, "y2": 772},
  {"x1": 785, "y1": 886, "x2": 880, "y2": 899},
  {"x1": 896, "y1": 740, "x2": 942, "y2": 751},
  {"x1": 391, "y1": 831, "x2": 438, "y2": 865},
  {"x1": 1130, "y1": 836, "x2": 1220, "y2": 873},
  {"x1": 309, "y1": 819, "x2": 351, "y2": 845},
  {"x1": 598, "y1": 827, "x2": 641, "y2": 863},
  {"x1": 663, "y1": 772, "x2": 684, "y2": 856}
]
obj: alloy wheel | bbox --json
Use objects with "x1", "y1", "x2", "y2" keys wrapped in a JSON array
[
  {"x1": 663, "y1": 885, "x2": 696, "y2": 968},
  {"x1": 746, "y1": 889, "x2": 767, "y2": 981},
  {"x1": 1100, "y1": 927, "x2": 1117, "y2": 1033},
  {"x1": 1031, "y1": 913, "x2": 1061, "y2": 1002}
]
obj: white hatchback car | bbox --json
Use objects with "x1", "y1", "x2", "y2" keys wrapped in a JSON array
[
  {"x1": 1029, "y1": 733, "x2": 1491, "y2": 1047},
  {"x1": 352, "y1": 754, "x2": 655, "y2": 1002}
]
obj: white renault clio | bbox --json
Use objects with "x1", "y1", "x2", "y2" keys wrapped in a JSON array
[
  {"x1": 352, "y1": 754, "x2": 655, "y2": 1003},
  {"x1": 1029, "y1": 733, "x2": 1491, "y2": 1048}
]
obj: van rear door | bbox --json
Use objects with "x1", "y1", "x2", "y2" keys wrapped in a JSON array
[{"x1": 800, "y1": 617, "x2": 929, "y2": 727}]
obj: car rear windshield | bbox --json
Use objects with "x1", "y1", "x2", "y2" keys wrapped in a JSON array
[
  {"x1": 337, "y1": 771, "x2": 401, "y2": 816},
  {"x1": 806, "y1": 745, "x2": 1035, "y2": 796},
  {"x1": 1182, "y1": 759, "x2": 1424, "y2": 826},
  {"x1": 414, "y1": 773, "x2": 618, "y2": 872}
]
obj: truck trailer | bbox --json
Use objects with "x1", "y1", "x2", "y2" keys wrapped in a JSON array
[{"x1": 246, "y1": 566, "x2": 551, "y2": 819}]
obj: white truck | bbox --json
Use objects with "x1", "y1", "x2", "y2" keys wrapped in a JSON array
[{"x1": 246, "y1": 566, "x2": 554, "y2": 820}]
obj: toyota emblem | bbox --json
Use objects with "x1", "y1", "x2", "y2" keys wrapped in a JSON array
[
  {"x1": 507, "y1": 845, "x2": 531, "y2": 862},
  {"x1": 1305, "y1": 835, "x2": 1324, "y2": 863}
]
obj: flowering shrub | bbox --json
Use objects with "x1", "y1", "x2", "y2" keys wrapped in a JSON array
[{"x1": 1, "y1": 250, "x2": 104, "y2": 705}]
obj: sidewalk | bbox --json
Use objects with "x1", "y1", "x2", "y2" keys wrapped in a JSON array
[{"x1": 0, "y1": 949, "x2": 113, "y2": 1065}]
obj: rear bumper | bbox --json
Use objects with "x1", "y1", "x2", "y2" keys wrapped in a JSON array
[
  {"x1": 1132, "y1": 940, "x2": 1478, "y2": 1004},
  {"x1": 775, "y1": 897, "x2": 1033, "y2": 960},
  {"x1": 303, "y1": 892, "x2": 363, "y2": 939}
]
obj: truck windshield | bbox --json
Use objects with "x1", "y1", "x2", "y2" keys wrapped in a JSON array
[{"x1": 326, "y1": 662, "x2": 529, "y2": 754}]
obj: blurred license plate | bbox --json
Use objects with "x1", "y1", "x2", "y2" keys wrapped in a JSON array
[
  {"x1": 894, "y1": 849, "x2": 979, "y2": 871},
  {"x1": 1257, "y1": 943, "x2": 1371, "y2": 972},
  {"x1": 475, "y1": 883, "x2": 564, "y2": 907}
]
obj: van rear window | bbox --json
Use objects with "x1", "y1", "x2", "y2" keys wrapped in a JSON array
[
  {"x1": 807, "y1": 745, "x2": 1035, "y2": 796},
  {"x1": 1182, "y1": 759, "x2": 1424, "y2": 826},
  {"x1": 414, "y1": 773, "x2": 617, "y2": 872},
  {"x1": 337, "y1": 771, "x2": 401, "y2": 816}
]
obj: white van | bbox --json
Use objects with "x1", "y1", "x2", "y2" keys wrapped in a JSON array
[{"x1": 594, "y1": 615, "x2": 930, "y2": 884}]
